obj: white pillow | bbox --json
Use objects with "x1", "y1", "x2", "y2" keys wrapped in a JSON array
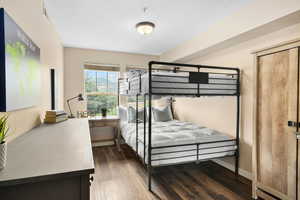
[
  {"x1": 128, "y1": 106, "x2": 145, "y2": 123},
  {"x1": 118, "y1": 106, "x2": 128, "y2": 123},
  {"x1": 152, "y1": 106, "x2": 173, "y2": 122}
]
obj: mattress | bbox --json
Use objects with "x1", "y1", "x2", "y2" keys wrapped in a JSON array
[
  {"x1": 121, "y1": 71, "x2": 238, "y2": 96},
  {"x1": 121, "y1": 120, "x2": 237, "y2": 166}
]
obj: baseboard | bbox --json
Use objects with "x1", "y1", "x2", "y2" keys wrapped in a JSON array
[{"x1": 212, "y1": 159, "x2": 252, "y2": 180}]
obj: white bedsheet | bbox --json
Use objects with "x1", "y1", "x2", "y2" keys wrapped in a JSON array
[{"x1": 121, "y1": 120, "x2": 237, "y2": 166}]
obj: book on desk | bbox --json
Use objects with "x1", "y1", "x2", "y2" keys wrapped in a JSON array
[{"x1": 44, "y1": 110, "x2": 68, "y2": 123}]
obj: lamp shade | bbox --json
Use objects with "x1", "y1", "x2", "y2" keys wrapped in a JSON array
[
  {"x1": 136, "y1": 21, "x2": 155, "y2": 35},
  {"x1": 78, "y1": 94, "x2": 84, "y2": 101}
]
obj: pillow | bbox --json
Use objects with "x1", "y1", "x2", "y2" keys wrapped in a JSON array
[
  {"x1": 152, "y1": 106, "x2": 173, "y2": 122},
  {"x1": 118, "y1": 106, "x2": 128, "y2": 123},
  {"x1": 127, "y1": 106, "x2": 145, "y2": 123}
]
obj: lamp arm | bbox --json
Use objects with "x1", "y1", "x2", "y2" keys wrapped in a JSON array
[
  {"x1": 67, "y1": 99, "x2": 73, "y2": 117},
  {"x1": 66, "y1": 94, "x2": 82, "y2": 118},
  {"x1": 67, "y1": 96, "x2": 79, "y2": 101}
]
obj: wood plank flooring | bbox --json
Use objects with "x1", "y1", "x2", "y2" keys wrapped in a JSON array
[{"x1": 90, "y1": 145, "x2": 252, "y2": 200}]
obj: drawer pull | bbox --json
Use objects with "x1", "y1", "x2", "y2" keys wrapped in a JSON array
[{"x1": 90, "y1": 176, "x2": 94, "y2": 182}]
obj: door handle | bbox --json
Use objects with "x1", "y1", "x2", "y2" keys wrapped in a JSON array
[
  {"x1": 288, "y1": 121, "x2": 300, "y2": 127},
  {"x1": 295, "y1": 132, "x2": 300, "y2": 140}
]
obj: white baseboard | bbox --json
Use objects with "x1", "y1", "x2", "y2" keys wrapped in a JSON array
[{"x1": 212, "y1": 159, "x2": 252, "y2": 180}]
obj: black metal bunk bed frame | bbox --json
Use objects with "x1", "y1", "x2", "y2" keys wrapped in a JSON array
[{"x1": 119, "y1": 61, "x2": 240, "y2": 192}]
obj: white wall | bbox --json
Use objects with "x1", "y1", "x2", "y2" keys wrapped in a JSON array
[
  {"x1": 172, "y1": 22, "x2": 300, "y2": 176},
  {"x1": 64, "y1": 47, "x2": 158, "y2": 114},
  {"x1": 157, "y1": 0, "x2": 300, "y2": 178},
  {"x1": 0, "y1": 0, "x2": 64, "y2": 142},
  {"x1": 160, "y1": 0, "x2": 300, "y2": 62}
]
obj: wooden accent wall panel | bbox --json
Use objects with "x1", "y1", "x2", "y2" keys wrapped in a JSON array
[
  {"x1": 257, "y1": 48, "x2": 298, "y2": 199},
  {"x1": 298, "y1": 140, "x2": 300, "y2": 197},
  {"x1": 257, "y1": 189, "x2": 278, "y2": 200},
  {"x1": 298, "y1": 49, "x2": 300, "y2": 200}
]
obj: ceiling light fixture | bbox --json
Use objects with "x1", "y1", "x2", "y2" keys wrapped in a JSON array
[
  {"x1": 136, "y1": 21, "x2": 155, "y2": 35},
  {"x1": 136, "y1": 7, "x2": 155, "y2": 35}
]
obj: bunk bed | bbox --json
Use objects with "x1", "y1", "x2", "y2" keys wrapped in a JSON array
[{"x1": 118, "y1": 61, "x2": 240, "y2": 191}]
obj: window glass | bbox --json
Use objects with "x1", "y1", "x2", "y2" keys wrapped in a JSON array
[{"x1": 84, "y1": 69, "x2": 119, "y2": 116}]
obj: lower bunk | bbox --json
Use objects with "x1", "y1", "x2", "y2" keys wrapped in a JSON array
[{"x1": 120, "y1": 119, "x2": 238, "y2": 167}]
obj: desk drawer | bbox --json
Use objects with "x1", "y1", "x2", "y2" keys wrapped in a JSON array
[{"x1": 0, "y1": 175, "x2": 90, "y2": 200}]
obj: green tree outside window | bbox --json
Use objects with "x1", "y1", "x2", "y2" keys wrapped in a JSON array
[{"x1": 85, "y1": 69, "x2": 119, "y2": 116}]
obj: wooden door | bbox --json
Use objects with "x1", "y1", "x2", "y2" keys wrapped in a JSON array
[
  {"x1": 257, "y1": 48, "x2": 299, "y2": 199},
  {"x1": 298, "y1": 48, "x2": 300, "y2": 200}
]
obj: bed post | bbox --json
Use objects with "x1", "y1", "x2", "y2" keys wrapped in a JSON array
[
  {"x1": 148, "y1": 61, "x2": 153, "y2": 192},
  {"x1": 136, "y1": 94, "x2": 139, "y2": 157},
  {"x1": 144, "y1": 94, "x2": 147, "y2": 164},
  {"x1": 117, "y1": 78, "x2": 120, "y2": 106},
  {"x1": 235, "y1": 68, "x2": 240, "y2": 178}
]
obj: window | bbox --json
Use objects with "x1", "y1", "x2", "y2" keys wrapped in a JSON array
[
  {"x1": 126, "y1": 67, "x2": 145, "y2": 108},
  {"x1": 84, "y1": 69, "x2": 119, "y2": 116}
]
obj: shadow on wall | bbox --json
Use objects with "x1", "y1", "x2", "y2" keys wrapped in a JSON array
[
  {"x1": 4, "y1": 107, "x2": 42, "y2": 142},
  {"x1": 172, "y1": 96, "x2": 252, "y2": 174}
]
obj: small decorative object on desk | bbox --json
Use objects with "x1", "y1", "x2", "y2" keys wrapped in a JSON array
[
  {"x1": 44, "y1": 110, "x2": 68, "y2": 123},
  {"x1": 77, "y1": 111, "x2": 89, "y2": 118},
  {"x1": 77, "y1": 111, "x2": 97, "y2": 118},
  {"x1": 0, "y1": 115, "x2": 9, "y2": 170}
]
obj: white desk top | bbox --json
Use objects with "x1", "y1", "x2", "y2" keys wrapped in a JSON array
[{"x1": 88, "y1": 115, "x2": 120, "y2": 121}]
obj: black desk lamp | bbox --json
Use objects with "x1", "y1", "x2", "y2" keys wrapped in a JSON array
[{"x1": 67, "y1": 93, "x2": 84, "y2": 118}]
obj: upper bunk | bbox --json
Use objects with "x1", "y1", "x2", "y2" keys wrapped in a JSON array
[{"x1": 119, "y1": 61, "x2": 240, "y2": 97}]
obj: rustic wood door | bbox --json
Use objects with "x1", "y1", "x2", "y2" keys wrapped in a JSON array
[
  {"x1": 296, "y1": 47, "x2": 300, "y2": 200},
  {"x1": 257, "y1": 48, "x2": 299, "y2": 200}
]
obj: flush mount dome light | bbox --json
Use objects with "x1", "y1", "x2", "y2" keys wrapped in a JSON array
[{"x1": 136, "y1": 21, "x2": 155, "y2": 35}]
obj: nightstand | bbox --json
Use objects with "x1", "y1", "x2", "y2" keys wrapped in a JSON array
[{"x1": 88, "y1": 116, "x2": 121, "y2": 151}]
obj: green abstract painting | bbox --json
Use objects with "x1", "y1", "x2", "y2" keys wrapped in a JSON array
[{"x1": 3, "y1": 10, "x2": 40, "y2": 111}]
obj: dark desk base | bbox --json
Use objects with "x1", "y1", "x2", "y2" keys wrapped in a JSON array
[{"x1": 0, "y1": 175, "x2": 90, "y2": 200}]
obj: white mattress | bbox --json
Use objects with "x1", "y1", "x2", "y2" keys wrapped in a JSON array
[
  {"x1": 122, "y1": 72, "x2": 238, "y2": 96},
  {"x1": 121, "y1": 120, "x2": 237, "y2": 166}
]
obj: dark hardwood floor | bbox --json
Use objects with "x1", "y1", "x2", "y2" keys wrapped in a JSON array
[{"x1": 90, "y1": 145, "x2": 252, "y2": 200}]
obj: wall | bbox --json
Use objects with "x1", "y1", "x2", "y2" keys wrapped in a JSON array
[
  {"x1": 64, "y1": 47, "x2": 158, "y2": 114},
  {"x1": 171, "y1": 22, "x2": 300, "y2": 177},
  {"x1": 160, "y1": 0, "x2": 300, "y2": 62},
  {"x1": 0, "y1": 0, "x2": 64, "y2": 142}
]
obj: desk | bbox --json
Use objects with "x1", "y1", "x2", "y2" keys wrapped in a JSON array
[
  {"x1": 88, "y1": 116, "x2": 120, "y2": 151},
  {"x1": 0, "y1": 119, "x2": 95, "y2": 200}
]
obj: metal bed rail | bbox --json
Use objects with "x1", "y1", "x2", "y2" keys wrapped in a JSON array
[
  {"x1": 118, "y1": 61, "x2": 240, "y2": 192},
  {"x1": 134, "y1": 138, "x2": 237, "y2": 166},
  {"x1": 146, "y1": 61, "x2": 240, "y2": 191},
  {"x1": 119, "y1": 62, "x2": 240, "y2": 97}
]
